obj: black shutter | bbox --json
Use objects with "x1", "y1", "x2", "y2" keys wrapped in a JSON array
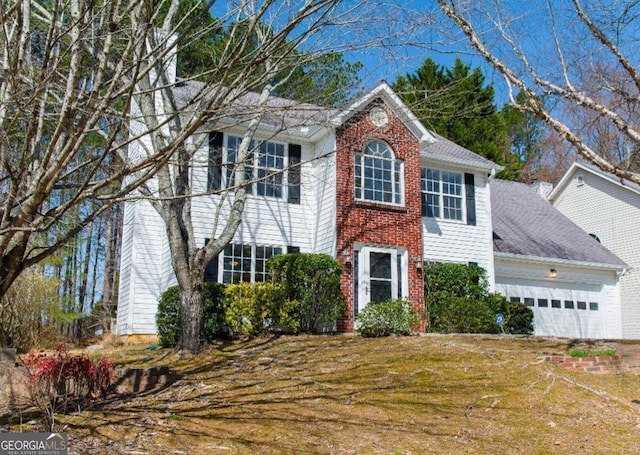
[
  {"x1": 208, "y1": 132, "x2": 223, "y2": 191},
  {"x1": 420, "y1": 168, "x2": 427, "y2": 217},
  {"x1": 288, "y1": 144, "x2": 301, "y2": 204},
  {"x1": 464, "y1": 173, "x2": 476, "y2": 226}
]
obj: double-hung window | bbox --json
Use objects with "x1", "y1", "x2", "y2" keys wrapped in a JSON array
[
  {"x1": 421, "y1": 169, "x2": 463, "y2": 220},
  {"x1": 226, "y1": 135, "x2": 285, "y2": 197},
  {"x1": 205, "y1": 243, "x2": 283, "y2": 284},
  {"x1": 354, "y1": 140, "x2": 403, "y2": 205},
  {"x1": 208, "y1": 132, "x2": 301, "y2": 204},
  {"x1": 421, "y1": 168, "x2": 476, "y2": 225}
]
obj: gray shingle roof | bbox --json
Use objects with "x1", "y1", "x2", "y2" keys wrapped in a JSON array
[
  {"x1": 172, "y1": 81, "x2": 500, "y2": 169},
  {"x1": 422, "y1": 132, "x2": 500, "y2": 171},
  {"x1": 491, "y1": 179, "x2": 626, "y2": 267},
  {"x1": 172, "y1": 80, "x2": 336, "y2": 131}
]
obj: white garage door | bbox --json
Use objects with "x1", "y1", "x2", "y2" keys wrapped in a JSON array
[{"x1": 495, "y1": 278, "x2": 605, "y2": 339}]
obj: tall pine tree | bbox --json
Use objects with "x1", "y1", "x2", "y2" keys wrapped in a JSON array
[{"x1": 393, "y1": 57, "x2": 521, "y2": 180}]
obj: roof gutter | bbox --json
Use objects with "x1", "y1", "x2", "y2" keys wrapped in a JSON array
[{"x1": 494, "y1": 252, "x2": 628, "y2": 272}]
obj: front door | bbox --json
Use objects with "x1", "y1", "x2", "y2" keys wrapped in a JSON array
[{"x1": 357, "y1": 246, "x2": 406, "y2": 313}]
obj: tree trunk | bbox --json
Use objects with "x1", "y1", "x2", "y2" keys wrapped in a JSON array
[
  {"x1": 177, "y1": 282, "x2": 205, "y2": 352},
  {"x1": 101, "y1": 203, "x2": 122, "y2": 334}
]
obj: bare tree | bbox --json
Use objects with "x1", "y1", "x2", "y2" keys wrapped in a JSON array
[
  {"x1": 0, "y1": 0, "x2": 211, "y2": 303},
  {"x1": 435, "y1": 0, "x2": 640, "y2": 184},
  {"x1": 127, "y1": 0, "x2": 380, "y2": 352}
]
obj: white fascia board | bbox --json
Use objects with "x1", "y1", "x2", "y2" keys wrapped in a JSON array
[
  {"x1": 331, "y1": 82, "x2": 437, "y2": 146},
  {"x1": 549, "y1": 161, "x2": 640, "y2": 201},
  {"x1": 422, "y1": 154, "x2": 503, "y2": 173},
  {"x1": 547, "y1": 162, "x2": 584, "y2": 202},
  {"x1": 205, "y1": 117, "x2": 330, "y2": 143},
  {"x1": 494, "y1": 252, "x2": 627, "y2": 272}
]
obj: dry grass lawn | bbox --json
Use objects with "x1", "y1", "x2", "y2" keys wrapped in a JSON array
[{"x1": 3, "y1": 334, "x2": 640, "y2": 454}]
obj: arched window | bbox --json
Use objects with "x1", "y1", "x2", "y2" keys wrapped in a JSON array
[{"x1": 354, "y1": 140, "x2": 403, "y2": 204}]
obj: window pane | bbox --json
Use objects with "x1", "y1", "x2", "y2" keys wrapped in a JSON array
[
  {"x1": 370, "y1": 252, "x2": 392, "y2": 279},
  {"x1": 422, "y1": 169, "x2": 464, "y2": 220},
  {"x1": 355, "y1": 141, "x2": 402, "y2": 205},
  {"x1": 443, "y1": 196, "x2": 462, "y2": 220},
  {"x1": 370, "y1": 281, "x2": 392, "y2": 303}
]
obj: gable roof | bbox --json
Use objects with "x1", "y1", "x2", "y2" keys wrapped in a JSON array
[
  {"x1": 491, "y1": 179, "x2": 626, "y2": 268},
  {"x1": 548, "y1": 161, "x2": 640, "y2": 201},
  {"x1": 172, "y1": 80, "x2": 501, "y2": 170},
  {"x1": 331, "y1": 82, "x2": 436, "y2": 146}
]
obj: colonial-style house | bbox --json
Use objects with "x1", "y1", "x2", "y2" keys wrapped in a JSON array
[
  {"x1": 116, "y1": 82, "x2": 627, "y2": 339},
  {"x1": 548, "y1": 162, "x2": 640, "y2": 339}
]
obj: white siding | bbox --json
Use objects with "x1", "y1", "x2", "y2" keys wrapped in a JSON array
[
  {"x1": 495, "y1": 259, "x2": 622, "y2": 339},
  {"x1": 116, "y1": 198, "x2": 168, "y2": 335},
  {"x1": 116, "y1": 130, "x2": 337, "y2": 334},
  {"x1": 423, "y1": 167, "x2": 495, "y2": 286},
  {"x1": 311, "y1": 134, "x2": 337, "y2": 255},
  {"x1": 553, "y1": 170, "x2": 640, "y2": 338},
  {"x1": 188, "y1": 132, "x2": 324, "y2": 252}
]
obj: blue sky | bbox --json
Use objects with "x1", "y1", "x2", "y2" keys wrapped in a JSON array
[{"x1": 209, "y1": 0, "x2": 510, "y2": 104}]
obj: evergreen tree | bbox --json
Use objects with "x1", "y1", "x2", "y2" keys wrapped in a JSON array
[
  {"x1": 501, "y1": 91, "x2": 546, "y2": 181},
  {"x1": 393, "y1": 57, "x2": 521, "y2": 180},
  {"x1": 171, "y1": 1, "x2": 361, "y2": 107}
]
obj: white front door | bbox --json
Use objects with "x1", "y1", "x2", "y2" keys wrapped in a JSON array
[{"x1": 357, "y1": 246, "x2": 407, "y2": 313}]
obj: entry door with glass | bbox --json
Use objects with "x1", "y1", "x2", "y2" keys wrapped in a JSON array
[{"x1": 357, "y1": 246, "x2": 407, "y2": 313}]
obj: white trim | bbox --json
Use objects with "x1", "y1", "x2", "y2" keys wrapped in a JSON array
[
  {"x1": 494, "y1": 252, "x2": 626, "y2": 272},
  {"x1": 549, "y1": 162, "x2": 640, "y2": 202},
  {"x1": 331, "y1": 82, "x2": 436, "y2": 146},
  {"x1": 421, "y1": 154, "x2": 499, "y2": 172}
]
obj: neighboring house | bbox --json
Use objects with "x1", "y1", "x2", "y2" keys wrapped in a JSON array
[
  {"x1": 491, "y1": 179, "x2": 627, "y2": 339},
  {"x1": 116, "y1": 82, "x2": 627, "y2": 339},
  {"x1": 549, "y1": 162, "x2": 640, "y2": 339}
]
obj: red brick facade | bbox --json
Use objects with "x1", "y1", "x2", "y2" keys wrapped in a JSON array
[{"x1": 335, "y1": 99, "x2": 425, "y2": 331}]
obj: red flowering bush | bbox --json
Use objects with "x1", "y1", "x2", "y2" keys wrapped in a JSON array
[{"x1": 21, "y1": 344, "x2": 115, "y2": 430}]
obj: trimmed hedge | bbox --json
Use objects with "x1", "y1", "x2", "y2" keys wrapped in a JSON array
[
  {"x1": 267, "y1": 253, "x2": 345, "y2": 333},
  {"x1": 156, "y1": 253, "x2": 346, "y2": 346}
]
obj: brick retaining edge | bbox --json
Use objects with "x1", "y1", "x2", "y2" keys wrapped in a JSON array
[{"x1": 546, "y1": 355, "x2": 622, "y2": 374}]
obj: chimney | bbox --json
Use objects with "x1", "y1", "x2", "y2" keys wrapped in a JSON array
[{"x1": 531, "y1": 179, "x2": 553, "y2": 200}]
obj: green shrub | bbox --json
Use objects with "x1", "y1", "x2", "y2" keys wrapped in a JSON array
[
  {"x1": 424, "y1": 263, "x2": 489, "y2": 301},
  {"x1": 505, "y1": 301, "x2": 534, "y2": 335},
  {"x1": 223, "y1": 282, "x2": 285, "y2": 337},
  {"x1": 569, "y1": 349, "x2": 616, "y2": 358},
  {"x1": 156, "y1": 282, "x2": 227, "y2": 347},
  {"x1": 428, "y1": 296, "x2": 498, "y2": 334},
  {"x1": 267, "y1": 253, "x2": 345, "y2": 333},
  {"x1": 355, "y1": 299, "x2": 419, "y2": 337},
  {"x1": 424, "y1": 263, "x2": 530, "y2": 334}
]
